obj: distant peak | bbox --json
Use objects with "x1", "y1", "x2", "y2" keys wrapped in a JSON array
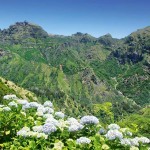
[
  {"x1": 15, "y1": 21, "x2": 29, "y2": 26},
  {"x1": 1, "y1": 21, "x2": 49, "y2": 42},
  {"x1": 73, "y1": 32, "x2": 88, "y2": 36},
  {"x1": 13, "y1": 21, "x2": 40, "y2": 27},
  {"x1": 103, "y1": 33, "x2": 112, "y2": 38}
]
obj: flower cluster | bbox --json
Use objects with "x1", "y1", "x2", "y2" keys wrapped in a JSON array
[
  {"x1": 17, "y1": 126, "x2": 48, "y2": 139},
  {"x1": 108, "y1": 124, "x2": 120, "y2": 130},
  {"x1": 16, "y1": 99, "x2": 28, "y2": 105},
  {"x1": 105, "y1": 129, "x2": 123, "y2": 140},
  {"x1": 36, "y1": 106, "x2": 54, "y2": 116},
  {"x1": 57, "y1": 120, "x2": 68, "y2": 130},
  {"x1": 68, "y1": 124, "x2": 84, "y2": 132},
  {"x1": 67, "y1": 117, "x2": 84, "y2": 132},
  {"x1": 3, "y1": 94, "x2": 17, "y2": 100},
  {"x1": 121, "y1": 136, "x2": 150, "y2": 147},
  {"x1": 137, "y1": 137, "x2": 150, "y2": 143},
  {"x1": 8, "y1": 101, "x2": 18, "y2": 108},
  {"x1": 28, "y1": 102, "x2": 39, "y2": 108},
  {"x1": 32, "y1": 125, "x2": 43, "y2": 133},
  {"x1": 80, "y1": 115, "x2": 99, "y2": 125},
  {"x1": 76, "y1": 137, "x2": 91, "y2": 144},
  {"x1": 17, "y1": 127, "x2": 30, "y2": 137},
  {"x1": 42, "y1": 123, "x2": 57, "y2": 134},
  {"x1": 43, "y1": 101, "x2": 53, "y2": 107},
  {"x1": 1, "y1": 94, "x2": 149, "y2": 149},
  {"x1": 55, "y1": 111, "x2": 65, "y2": 118},
  {"x1": 45, "y1": 117, "x2": 59, "y2": 126},
  {"x1": 17, "y1": 128, "x2": 48, "y2": 139},
  {"x1": 67, "y1": 117, "x2": 79, "y2": 125}
]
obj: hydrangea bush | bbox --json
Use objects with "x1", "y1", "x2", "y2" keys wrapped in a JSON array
[{"x1": 0, "y1": 94, "x2": 149, "y2": 149}]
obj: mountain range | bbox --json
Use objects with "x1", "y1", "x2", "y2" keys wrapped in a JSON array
[{"x1": 0, "y1": 21, "x2": 149, "y2": 120}]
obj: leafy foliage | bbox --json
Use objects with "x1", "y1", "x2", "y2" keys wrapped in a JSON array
[
  {"x1": 0, "y1": 95, "x2": 149, "y2": 149},
  {"x1": 118, "y1": 106, "x2": 150, "y2": 138}
]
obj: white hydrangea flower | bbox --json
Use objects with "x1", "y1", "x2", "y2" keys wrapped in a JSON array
[
  {"x1": 67, "y1": 117, "x2": 79, "y2": 125},
  {"x1": 105, "y1": 129, "x2": 123, "y2": 140},
  {"x1": 136, "y1": 137, "x2": 150, "y2": 144},
  {"x1": 80, "y1": 115, "x2": 99, "y2": 125},
  {"x1": 66, "y1": 117, "x2": 84, "y2": 132},
  {"x1": 130, "y1": 138, "x2": 139, "y2": 146},
  {"x1": 17, "y1": 127, "x2": 48, "y2": 139},
  {"x1": 37, "y1": 106, "x2": 46, "y2": 113},
  {"x1": 17, "y1": 129, "x2": 28, "y2": 137},
  {"x1": 44, "y1": 107, "x2": 54, "y2": 114},
  {"x1": 121, "y1": 137, "x2": 149, "y2": 147},
  {"x1": 16, "y1": 99, "x2": 28, "y2": 105},
  {"x1": 108, "y1": 124, "x2": 120, "y2": 130},
  {"x1": 43, "y1": 114, "x2": 53, "y2": 119},
  {"x1": 36, "y1": 133, "x2": 48, "y2": 139},
  {"x1": 17, "y1": 127, "x2": 48, "y2": 138},
  {"x1": 55, "y1": 112, "x2": 65, "y2": 118},
  {"x1": 68, "y1": 124, "x2": 84, "y2": 132},
  {"x1": 22, "y1": 103, "x2": 31, "y2": 110},
  {"x1": 27, "y1": 131, "x2": 38, "y2": 137},
  {"x1": 36, "y1": 111, "x2": 44, "y2": 116},
  {"x1": 3, "y1": 106, "x2": 11, "y2": 111},
  {"x1": 8, "y1": 101, "x2": 18, "y2": 107},
  {"x1": 3, "y1": 94, "x2": 17, "y2": 100},
  {"x1": 45, "y1": 117, "x2": 59, "y2": 126},
  {"x1": 43, "y1": 101, "x2": 53, "y2": 108},
  {"x1": 17, "y1": 127, "x2": 30, "y2": 137},
  {"x1": 32, "y1": 125, "x2": 43, "y2": 133},
  {"x1": 37, "y1": 105, "x2": 54, "y2": 114},
  {"x1": 57, "y1": 120, "x2": 68, "y2": 130},
  {"x1": 76, "y1": 137, "x2": 91, "y2": 144},
  {"x1": 42, "y1": 123, "x2": 57, "y2": 134},
  {"x1": 22, "y1": 102, "x2": 39, "y2": 110},
  {"x1": 121, "y1": 138, "x2": 131, "y2": 146},
  {"x1": 37, "y1": 104, "x2": 43, "y2": 108},
  {"x1": 29, "y1": 102, "x2": 39, "y2": 108},
  {"x1": 21, "y1": 127, "x2": 30, "y2": 132}
]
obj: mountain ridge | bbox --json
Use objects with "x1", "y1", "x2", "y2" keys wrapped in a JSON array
[{"x1": 0, "y1": 21, "x2": 149, "y2": 118}]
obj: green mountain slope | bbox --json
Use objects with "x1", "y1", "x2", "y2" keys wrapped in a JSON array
[
  {"x1": 111, "y1": 26, "x2": 150, "y2": 105},
  {"x1": 0, "y1": 21, "x2": 149, "y2": 118},
  {"x1": 0, "y1": 76, "x2": 37, "y2": 103}
]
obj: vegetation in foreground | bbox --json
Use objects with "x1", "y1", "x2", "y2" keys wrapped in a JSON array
[{"x1": 0, "y1": 94, "x2": 149, "y2": 150}]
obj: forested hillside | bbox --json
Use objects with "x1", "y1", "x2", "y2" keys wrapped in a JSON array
[
  {"x1": 0, "y1": 22, "x2": 149, "y2": 118},
  {"x1": 0, "y1": 21, "x2": 150, "y2": 149}
]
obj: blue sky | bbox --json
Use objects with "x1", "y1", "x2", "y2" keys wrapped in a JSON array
[{"x1": 0, "y1": 0, "x2": 150, "y2": 38}]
